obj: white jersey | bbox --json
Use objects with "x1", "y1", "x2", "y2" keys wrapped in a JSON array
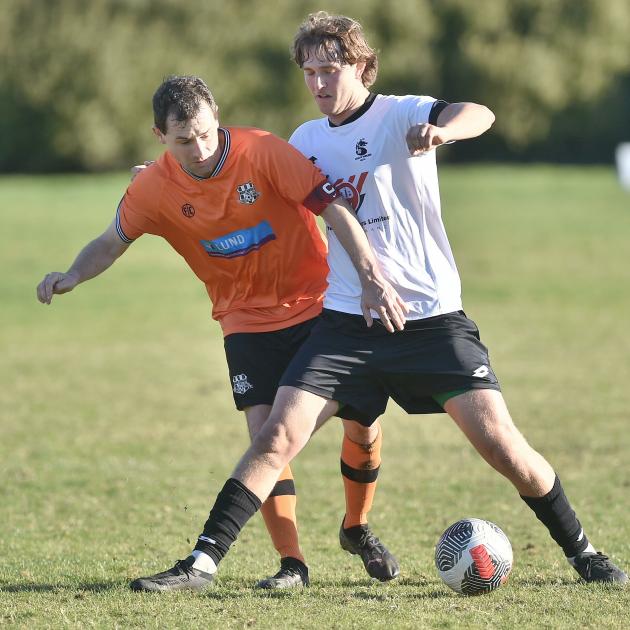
[{"x1": 289, "y1": 94, "x2": 462, "y2": 320}]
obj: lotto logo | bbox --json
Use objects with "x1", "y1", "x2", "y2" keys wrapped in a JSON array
[{"x1": 472, "y1": 365, "x2": 489, "y2": 378}]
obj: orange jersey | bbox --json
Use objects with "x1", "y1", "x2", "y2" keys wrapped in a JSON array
[{"x1": 116, "y1": 127, "x2": 336, "y2": 335}]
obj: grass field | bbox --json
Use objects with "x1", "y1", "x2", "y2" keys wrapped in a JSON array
[{"x1": 2, "y1": 166, "x2": 629, "y2": 628}]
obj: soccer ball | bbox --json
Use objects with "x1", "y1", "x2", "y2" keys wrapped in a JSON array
[{"x1": 435, "y1": 518, "x2": 513, "y2": 595}]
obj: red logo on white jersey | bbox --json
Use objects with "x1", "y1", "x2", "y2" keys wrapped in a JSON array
[{"x1": 333, "y1": 171, "x2": 368, "y2": 212}]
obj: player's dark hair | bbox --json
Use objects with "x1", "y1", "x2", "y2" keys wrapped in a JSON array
[
  {"x1": 152, "y1": 75, "x2": 218, "y2": 133},
  {"x1": 291, "y1": 12, "x2": 378, "y2": 88}
]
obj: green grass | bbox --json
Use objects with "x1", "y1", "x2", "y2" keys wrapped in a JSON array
[{"x1": 1, "y1": 166, "x2": 629, "y2": 628}]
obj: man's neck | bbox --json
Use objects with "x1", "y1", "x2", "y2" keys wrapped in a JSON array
[
  {"x1": 184, "y1": 128, "x2": 226, "y2": 179},
  {"x1": 204, "y1": 128, "x2": 226, "y2": 177},
  {"x1": 328, "y1": 88, "x2": 371, "y2": 126}
]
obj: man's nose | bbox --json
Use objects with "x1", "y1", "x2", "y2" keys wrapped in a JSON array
[{"x1": 192, "y1": 138, "x2": 207, "y2": 159}]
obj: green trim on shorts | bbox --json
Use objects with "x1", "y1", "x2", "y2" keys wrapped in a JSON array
[{"x1": 432, "y1": 389, "x2": 470, "y2": 408}]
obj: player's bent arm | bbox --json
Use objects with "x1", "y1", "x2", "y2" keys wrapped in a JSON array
[
  {"x1": 406, "y1": 102, "x2": 495, "y2": 154},
  {"x1": 36, "y1": 220, "x2": 131, "y2": 304},
  {"x1": 436, "y1": 102, "x2": 495, "y2": 141},
  {"x1": 320, "y1": 199, "x2": 408, "y2": 332}
]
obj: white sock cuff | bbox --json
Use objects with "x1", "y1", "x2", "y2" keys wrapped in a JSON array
[
  {"x1": 567, "y1": 542, "x2": 596, "y2": 566},
  {"x1": 191, "y1": 550, "x2": 218, "y2": 574}
]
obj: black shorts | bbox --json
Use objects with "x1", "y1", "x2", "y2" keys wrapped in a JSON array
[
  {"x1": 224, "y1": 317, "x2": 319, "y2": 410},
  {"x1": 279, "y1": 309, "x2": 501, "y2": 426}
]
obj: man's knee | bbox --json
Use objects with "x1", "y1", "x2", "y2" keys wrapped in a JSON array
[
  {"x1": 252, "y1": 414, "x2": 307, "y2": 466},
  {"x1": 343, "y1": 418, "x2": 380, "y2": 450}
]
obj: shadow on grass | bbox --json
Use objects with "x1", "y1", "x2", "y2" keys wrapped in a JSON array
[
  {"x1": 0, "y1": 581, "x2": 119, "y2": 593},
  {"x1": 352, "y1": 588, "x2": 448, "y2": 601},
  {"x1": 197, "y1": 574, "x2": 452, "y2": 601},
  {"x1": 514, "y1": 576, "x2": 585, "y2": 588}
]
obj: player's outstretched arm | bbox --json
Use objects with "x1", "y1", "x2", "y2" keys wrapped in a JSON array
[
  {"x1": 36, "y1": 220, "x2": 131, "y2": 305},
  {"x1": 321, "y1": 199, "x2": 408, "y2": 332},
  {"x1": 406, "y1": 102, "x2": 495, "y2": 155}
]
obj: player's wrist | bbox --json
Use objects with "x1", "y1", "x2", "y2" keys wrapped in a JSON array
[{"x1": 64, "y1": 269, "x2": 82, "y2": 286}]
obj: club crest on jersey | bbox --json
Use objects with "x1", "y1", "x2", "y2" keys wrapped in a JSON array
[
  {"x1": 236, "y1": 181, "x2": 260, "y2": 205},
  {"x1": 232, "y1": 374, "x2": 253, "y2": 395},
  {"x1": 355, "y1": 138, "x2": 372, "y2": 162}
]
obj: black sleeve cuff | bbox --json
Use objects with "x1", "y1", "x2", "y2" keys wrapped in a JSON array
[{"x1": 429, "y1": 99, "x2": 450, "y2": 125}]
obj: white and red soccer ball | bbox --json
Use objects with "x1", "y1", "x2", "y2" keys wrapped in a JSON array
[{"x1": 435, "y1": 518, "x2": 513, "y2": 595}]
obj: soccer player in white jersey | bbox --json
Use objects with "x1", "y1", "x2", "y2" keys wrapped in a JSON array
[{"x1": 131, "y1": 13, "x2": 627, "y2": 591}]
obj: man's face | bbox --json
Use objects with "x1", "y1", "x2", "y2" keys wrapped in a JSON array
[
  {"x1": 153, "y1": 104, "x2": 220, "y2": 178},
  {"x1": 301, "y1": 47, "x2": 366, "y2": 121}
]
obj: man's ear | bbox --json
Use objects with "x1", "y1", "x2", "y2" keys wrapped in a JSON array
[
  {"x1": 354, "y1": 61, "x2": 367, "y2": 81},
  {"x1": 152, "y1": 126, "x2": 166, "y2": 145}
]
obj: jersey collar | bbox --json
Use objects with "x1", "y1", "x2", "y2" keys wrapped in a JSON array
[
  {"x1": 328, "y1": 93, "x2": 377, "y2": 128},
  {"x1": 181, "y1": 128, "x2": 231, "y2": 180}
]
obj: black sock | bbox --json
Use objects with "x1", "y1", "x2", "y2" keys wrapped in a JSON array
[
  {"x1": 520, "y1": 475, "x2": 589, "y2": 557},
  {"x1": 194, "y1": 478, "x2": 262, "y2": 565}
]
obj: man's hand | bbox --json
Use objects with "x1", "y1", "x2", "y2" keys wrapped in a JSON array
[
  {"x1": 407, "y1": 103, "x2": 495, "y2": 156},
  {"x1": 36, "y1": 220, "x2": 131, "y2": 305},
  {"x1": 321, "y1": 197, "x2": 409, "y2": 332},
  {"x1": 360, "y1": 274, "x2": 409, "y2": 332},
  {"x1": 36, "y1": 271, "x2": 80, "y2": 304},
  {"x1": 130, "y1": 160, "x2": 155, "y2": 181},
  {"x1": 406, "y1": 123, "x2": 452, "y2": 156}
]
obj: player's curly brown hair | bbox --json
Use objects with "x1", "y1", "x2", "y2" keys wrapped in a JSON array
[
  {"x1": 152, "y1": 75, "x2": 218, "y2": 133},
  {"x1": 291, "y1": 12, "x2": 378, "y2": 88}
]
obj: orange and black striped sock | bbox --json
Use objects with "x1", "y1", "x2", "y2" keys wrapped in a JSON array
[
  {"x1": 259, "y1": 465, "x2": 305, "y2": 563},
  {"x1": 341, "y1": 426, "x2": 382, "y2": 529}
]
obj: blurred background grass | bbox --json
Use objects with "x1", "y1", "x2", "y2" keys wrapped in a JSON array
[
  {"x1": 2, "y1": 1, "x2": 630, "y2": 626},
  {"x1": 1, "y1": 166, "x2": 629, "y2": 627}
]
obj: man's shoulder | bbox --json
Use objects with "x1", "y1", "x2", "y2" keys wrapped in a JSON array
[
  {"x1": 227, "y1": 126, "x2": 284, "y2": 146},
  {"x1": 376, "y1": 93, "x2": 437, "y2": 108},
  {"x1": 289, "y1": 117, "x2": 327, "y2": 146},
  {"x1": 227, "y1": 126, "x2": 299, "y2": 158},
  {"x1": 127, "y1": 153, "x2": 170, "y2": 196},
  {"x1": 377, "y1": 93, "x2": 436, "y2": 101}
]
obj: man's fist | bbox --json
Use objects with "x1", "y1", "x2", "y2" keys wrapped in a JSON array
[
  {"x1": 36, "y1": 271, "x2": 80, "y2": 304},
  {"x1": 406, "y1": 123, "x2": 452, "y2": 156}
]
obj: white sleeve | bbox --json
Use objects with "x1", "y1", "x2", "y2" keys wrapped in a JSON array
[
  {"x1": 400, "y1": 95, "x2": 438, "y2": 127},
  {"x1": 288, "y1": 126, "x2": 306, "y2": 153}
]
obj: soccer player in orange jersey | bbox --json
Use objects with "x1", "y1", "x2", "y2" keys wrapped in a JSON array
[{"x1": 36, "y1": 76, "x2": 405, "y2": 588}]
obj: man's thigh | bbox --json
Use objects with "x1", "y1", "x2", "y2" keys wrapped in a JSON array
[
  {"x1": 279, "y1": 313, "x2": 389, "y2": 427},
  {"x1": 380, "y1": 311, "x2": 501, "y2": 415},
  {"x1": 244, "y1": 404, "x2": 272, "y2": 438}
]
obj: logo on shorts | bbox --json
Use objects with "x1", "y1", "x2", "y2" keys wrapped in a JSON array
[
  {"x1": 182, "y1": 203, "x2": 195, "y2": 218},
  {"x1": 232, "y1": 373, "x2": 253, "y2": 395},
  {"x1": 236, "y1": 181, "x2": 260, "y2": 205},
  {"x1": 472, "y1": 365, "x2": 489, "y2": 378}
]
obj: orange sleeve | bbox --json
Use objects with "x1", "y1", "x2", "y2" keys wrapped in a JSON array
[
  {"x1": 254, "y1": 132, "x2": 339, "y2": 215},
  {"x1": 115, "y1": 168, "x2": 162, "y2": 242}
]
